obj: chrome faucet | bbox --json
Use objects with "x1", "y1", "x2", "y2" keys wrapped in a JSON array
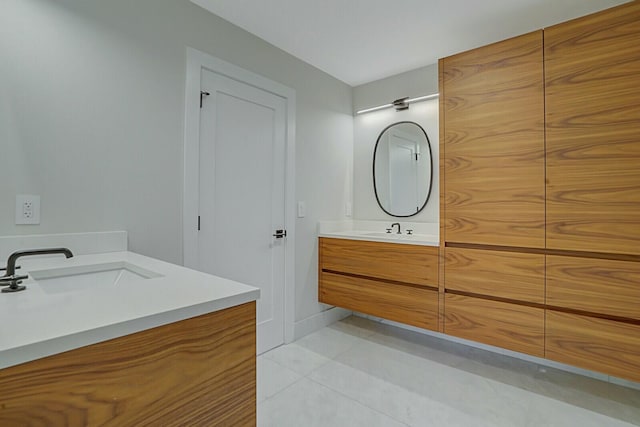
[
  {"x1": 1, "y1": 248, "x2": 74, "y2": 293},
  {"x1": 391, "y1": 222, "x2": 401, "y2": 234}
]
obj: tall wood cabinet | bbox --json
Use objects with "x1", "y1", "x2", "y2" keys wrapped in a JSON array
[
  {"x1": 442, "y1": 31, "x2": 545, "y2": 248},
  {"x1": 543, "y1": 2, "x2": 640, "y2": 383},
  {"x1": 440, "y1": 31, "x2": 546, "y2": 357},
  {"x1": 440, "y1": 2, "x2": 640, "y2": 382},
  {"x1": 545, "y1": 3, "x2": 640, "y2": 255}
]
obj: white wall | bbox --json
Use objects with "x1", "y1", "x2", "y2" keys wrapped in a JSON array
[
  {"x1": 353, "y1": 64, "x2": 439, "y2": 222},
  {"x1": 0, "y1": 0, "x2": 353, "y2": 324}
]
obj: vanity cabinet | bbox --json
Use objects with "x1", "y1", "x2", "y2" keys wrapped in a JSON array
[
  {"x1": 0, "y1": 302, "x2": 256, "y2": 426},
  {"x1": 319, "y1": 238, "x2": 439, "y2": 330},
  {"x1": 440, "y1": 1, "x2": 640, "y2": 382}
]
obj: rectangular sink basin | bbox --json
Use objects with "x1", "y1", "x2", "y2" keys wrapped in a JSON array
[
  {"x1": 362, "y1": 232, "x2": 418, "y2": 239},
  {"x1": 364, "y1": 232, "x2": 402, "y2": 237},
  {"x1": 359, "y1": 232, "x2": 439, "y2": 243},
  {"x1": 29, "y1": 262, "x2": 163, "y2": 294}
]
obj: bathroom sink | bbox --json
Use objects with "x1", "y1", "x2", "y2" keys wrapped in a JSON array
[
  {"x1": 362, "y1": 232, "x2": 419, "y2": 239},
  {"x1": 357, "y1": 231, "x2": 439, "y2": 243},
  {"x1": 29, "y1": 262, "x2": 162, "y2": 294},
  {"x1": 363, "y1": 232, "x2": 404, "y2": 238}
]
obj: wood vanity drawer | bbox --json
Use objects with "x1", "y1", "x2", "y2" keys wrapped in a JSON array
[
  {"x1": 444, "y1": 247, "x2": 544, "y2": 303},
  {"x1": 320, "y1": 271, "x2": 439, "y2": 330},
  {"x1": 546, "y1": 311, "x2": 640, "y2": 383},
  {"x1": 320, "y1": 238, "x2": 438, "y2": 287},
  {"x1": 444, "y1": 294, "x2": 544, "y2": 357},
  {"x1": 547, "y1": 256, "x2": 640, "y2": 320}
]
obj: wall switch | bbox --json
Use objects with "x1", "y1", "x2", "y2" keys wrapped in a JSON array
[
  {"x1": 16, "y1": 195, "x2": 40, "y2": 225},
  {"x1": 345, "y1": 202, "x2": 353, "y2": 217},
  {"x1": 297, "y1": 201, "x2": 306, "y2": 218}
]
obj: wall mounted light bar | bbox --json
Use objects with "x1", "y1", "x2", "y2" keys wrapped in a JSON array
[{"x1": 356, "y1": 93, "x2": 439, "y2": 115}]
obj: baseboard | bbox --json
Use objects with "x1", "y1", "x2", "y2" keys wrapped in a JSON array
[
  {"x1": 293, "y1": 307, "x2": 352, "y2": 341},
  {"x1": 354, "y1": 313, "x2": 640, "y2": 391}
]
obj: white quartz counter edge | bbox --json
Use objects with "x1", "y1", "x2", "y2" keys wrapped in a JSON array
[
  {"x1": 0, "y1": 251, "x2": 259, "y2": 370},
  {"x1": 319, "y1": 231, "x2": 439, "y2": 247}
]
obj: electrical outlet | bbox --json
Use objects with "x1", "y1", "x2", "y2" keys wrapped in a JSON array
[
  {"x1": 16, "y1": 195, "x2": 40, "y2": 225},
  {"x1": 23, "y1": 201, "x2": 33, "y2": 218}
]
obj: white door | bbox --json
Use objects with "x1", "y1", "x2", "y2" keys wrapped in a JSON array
[
  {"x1": 388, "y1": 131, "x2": 419, "y2": 214},
  {"x1": 198, "y1": 68, "x2": 286, "y2": 354}
]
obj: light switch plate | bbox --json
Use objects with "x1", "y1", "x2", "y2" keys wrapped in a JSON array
[
  {"x1": 297, "y1": 201, "x2": 306, "y2": 218},
  {"x1": 345, "y1": 202, "x2": 353, "y2": 217},
  {"x1": 16, "y1": 194, "x2": 40, "y2": 225}
]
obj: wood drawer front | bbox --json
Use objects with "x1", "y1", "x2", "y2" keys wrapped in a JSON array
[
  {"x1": 547, "y1": 256, "x2": 640, "y2": 320},
  {"x1": 445, "y1": 248, "x2": 544, "y2": 303},
  {"x1": 320, "y1": 238, "x2": 438, "y2": 287},
  {"x1": 443, "y1": 30, "x2": 545, "y2": 248},
  {"x1": 320, "y1": 272, "x2": 438, "y2": 331},
  {"x1": 444, "y1": 294, "x2": 544, "y2": 357},
  {"x1": 546, "y1": 311, "x2": 640, "y2": 383},
  {"x1": 545, "y1": 2, "x2": 640, "y2": 255}
]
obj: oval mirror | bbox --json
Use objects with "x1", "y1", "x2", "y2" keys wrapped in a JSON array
[{"x1": 373, "y1": 121, "x2": 433, "y2": 217}]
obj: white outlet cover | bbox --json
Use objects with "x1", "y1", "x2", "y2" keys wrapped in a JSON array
[{"x1": 16, "y1": 194, "x2": 41, "y2": 225}]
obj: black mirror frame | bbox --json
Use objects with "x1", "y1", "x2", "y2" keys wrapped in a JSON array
[{"x1": 372, "y1": 121, "x2": 433, "y2": 218}]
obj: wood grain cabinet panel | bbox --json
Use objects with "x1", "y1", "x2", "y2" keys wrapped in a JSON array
[
  {"x1": 442, "y1": 30, "x2": 545, "y2": 248},
  {"x1": 547, "y1": 255, "x2": 640, "y2": 320},
  {"x1": 320, "y1": 238, "x2": 438, "y2": 287},
  {"x1": 0, "y1": 302, "x2": 256, "y2": 427},
  {"x1": 437, "y1": 2, "x2": 640, "y2": 383},
  {"x1": 320, "y1": 272, "x2": 439, "y2": 330},
  {"x1": 545, "y1": 2, "x2": 640, "y2": 255},
  {"x1": 444, "y1": 294, "x2": 544, "y2": 357},
  {"x1": 445, "y1": 247, "x2": 544, "y2": 303},
  {"x1": 546, "y1": 311, "x2": 640, "y2": 383}
]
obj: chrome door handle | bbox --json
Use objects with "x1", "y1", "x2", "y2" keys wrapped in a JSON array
[{"x1": 273, "y1": 229, "x2": 287, "y2": 239}]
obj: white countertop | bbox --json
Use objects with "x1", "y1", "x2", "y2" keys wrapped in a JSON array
[
  {"x1": 319, "y1": 230, "x2": 439, "y2": 246},
  {"x1": 0, "y1": 251, "x2": 259, "y2": 370},
  {"x1": 318, "y1": 220, "x2": 439, "y2": 246}
]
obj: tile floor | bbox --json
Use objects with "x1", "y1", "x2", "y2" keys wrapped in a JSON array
[{"x1": 257, "y1": 316, "x2": 640, "y2": 427}]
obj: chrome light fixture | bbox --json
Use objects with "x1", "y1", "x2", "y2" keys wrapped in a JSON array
[
  {"x1": 392, "y1": 97, "x2": 409, "y2": 111},
  {"x1": 356, "y1": 93, "x2": 439, "y2": 115}
]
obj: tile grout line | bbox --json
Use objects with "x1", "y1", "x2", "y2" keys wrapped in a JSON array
[
  {"x1": 258, "y1": 373, "x2": 306, "y2": 407},
  {"x1": 304, "y1": 375, "x2": 412, "y2": 427},
  {"x1": 259, "y1": 338, "x2": 410, "y2": 425}
]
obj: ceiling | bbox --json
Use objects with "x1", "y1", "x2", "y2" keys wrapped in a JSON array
[{"x1": 191, "y1": 0, "x2": 629, "y2": 87}]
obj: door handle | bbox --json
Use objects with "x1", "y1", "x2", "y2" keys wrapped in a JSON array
[{"x1": 273, "y1": 229, "x2": 287, "y2": 239}]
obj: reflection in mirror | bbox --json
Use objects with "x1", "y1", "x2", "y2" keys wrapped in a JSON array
[{"x1": 373, "y1": 121, "x2": 433, "y2": 217}]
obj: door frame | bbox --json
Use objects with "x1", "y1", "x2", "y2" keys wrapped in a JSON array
[{"x1": 183, "y1": 47, "x2": 296, "y2": 344}]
